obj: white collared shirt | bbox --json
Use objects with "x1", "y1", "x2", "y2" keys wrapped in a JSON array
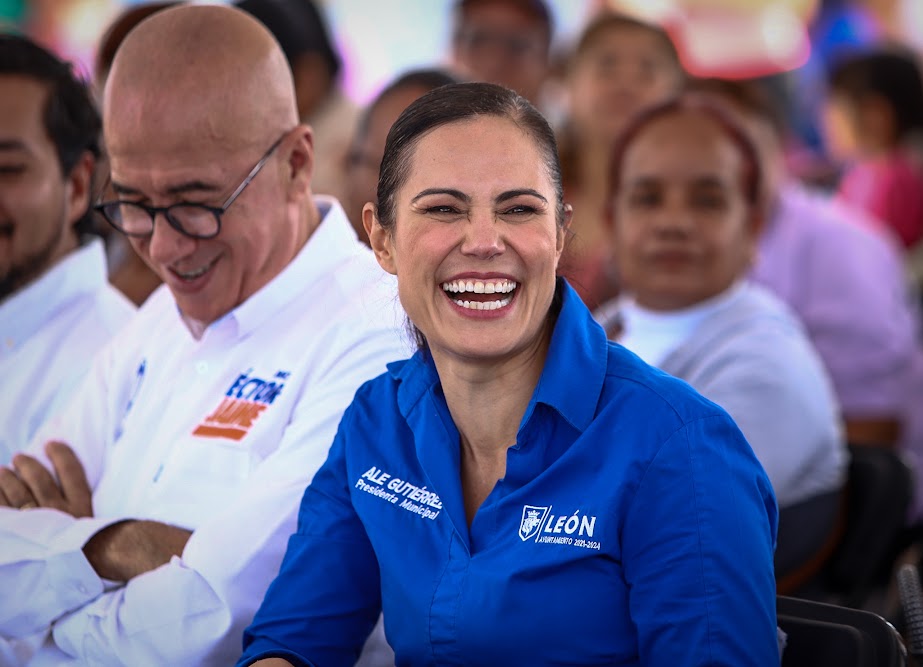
[
  {"x1": 0, "y1": 199, "x2": 409, "y2": 666},
  {"x1": 0, "y1": 239, "x2": 135, "y2": 463}
]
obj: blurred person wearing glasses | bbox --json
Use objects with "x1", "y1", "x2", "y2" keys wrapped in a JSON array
[
  {"x1": 449, "y1": 0, "x2": 553, "y2": 108},
  {"x1": 0, "y1": 5, "x2": 405, "y2": 666},
  {"x1": 0, "y1": 36, "x2": 134, "y2": 467}
]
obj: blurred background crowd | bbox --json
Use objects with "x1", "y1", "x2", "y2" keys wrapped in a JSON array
[
  {"x1": 5, "y1": 0, "x2": 923, "y2": 640},
  {"x1": 5, "y1": 0, "x2": 923, "y2": 299},
  {"x1": 5, "y1": 0, "x2": 923, "y2": 172}
]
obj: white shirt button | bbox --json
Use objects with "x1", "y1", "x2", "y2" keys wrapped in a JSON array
[{"x1": 196, "y1": 361, "x2": 208, "y2": 374}]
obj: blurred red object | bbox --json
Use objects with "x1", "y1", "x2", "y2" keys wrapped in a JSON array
[{"x1": 601, "y1": 0, "x2": 820, "y2": 78}]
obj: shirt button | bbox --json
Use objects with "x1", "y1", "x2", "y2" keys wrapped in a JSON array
[
  {"x1": 196, "y1": 361, "x2": 208, "y2": 374},
  {"x1": 77, "y1": 584, "x2": 88, "y2": 595}
]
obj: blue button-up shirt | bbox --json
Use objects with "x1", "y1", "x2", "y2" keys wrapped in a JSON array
[{"x1": 240, "y1": 281, "x2": 779, "y2": 667}]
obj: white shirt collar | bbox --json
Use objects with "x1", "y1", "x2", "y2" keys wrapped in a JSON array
[
  {"x1": 0, "y1": 239, "x2": 108, "y2": 355},
  {"x1": 189, "y1": 196, "x2": 366, "y2": 342},
  {"x1": 618, "y1": 281, "x2": 746, "y2": 367}
]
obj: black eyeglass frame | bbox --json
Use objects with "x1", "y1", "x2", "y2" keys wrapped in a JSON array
[{"x1": 94, "y1": 132, "x2": 288, "y2": 240}]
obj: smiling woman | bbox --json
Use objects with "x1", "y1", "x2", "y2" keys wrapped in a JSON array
[{"x1": 238, "y1": 82, "x2": 781, "y2": 667}]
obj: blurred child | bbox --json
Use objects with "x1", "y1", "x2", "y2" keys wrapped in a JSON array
[{"x1": 823, "y1": 47, "x2": 923, "y2": 249}]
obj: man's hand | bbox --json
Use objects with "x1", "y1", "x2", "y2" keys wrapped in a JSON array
[
  {"x1": 0, "y1": 441, "x2": 93, "y2": 517},
  {"x1": 83, "y1": 520, "x2": 193, "y2": 582}
]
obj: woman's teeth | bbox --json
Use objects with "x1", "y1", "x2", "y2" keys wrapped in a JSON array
[
  {"x1": 441, "y1": 279, "x2": 517, "y2": 311},
  {"x1": 451, "y1": 297, "x2": 513, "y2": 311},
  {"x1": 441, "y1": 279, "x2": 517, "y2": 294}
]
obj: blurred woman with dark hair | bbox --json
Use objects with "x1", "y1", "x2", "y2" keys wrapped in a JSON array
[
  {"x1": 556, "y1": 13, "x2": 684, "y2": 309},
  {"x1": 596, "y1": 93, "x2": 847, "y2": 583}
]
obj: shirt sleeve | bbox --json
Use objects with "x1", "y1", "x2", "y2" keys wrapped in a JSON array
[
  {"x1": 0, "y1": 509, "x2": 113, "y2": 637},
  {"x1": 800, "y1": 210, "x2": 918, "y2": 417},
  {"x1": 622, "y1": 414, "x2": 780, "y2": 666},
  {"x1": 683, "y1": 333, "x2": 845, "y2": 507},
  {"x1": 44, "y1": 332, "x2": 401, "y2": 666},
  {"x1": 238, "y1": 413, "x2": 382, "y2": 667},
  {"x1": 0, "y1": 314, "x2": 404, "y2": 666},
  {"x1": 0, "y1": 343, "x2": 122, "y2": 640}
]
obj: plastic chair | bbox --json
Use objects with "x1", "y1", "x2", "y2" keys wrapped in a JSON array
[
  {"x1": 823, "y1": 445, "x2": 914, "y2": 607},
  {"x1": 778, "y1": 445, "x2": 913, "y2": 603},
  {"x1": 778, "y1": 595, "x2": 907, "y2": 667}
]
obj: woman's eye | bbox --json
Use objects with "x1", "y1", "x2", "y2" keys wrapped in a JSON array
[
  {"x1": 628, "y1": 193, "x2": 660, "y2": 208},
  {"x1": 424, "y1": 205, "x2": 460, "y2": 215},
  {"x1": 0, "y1": 164, "x2": 26, "y2": 177},
  {"x1": 501, "y1": 204, "x2": 536, "y2": 216},
  {"x1": 693, "y1": 195, "x2": 727, "y2": 210}
]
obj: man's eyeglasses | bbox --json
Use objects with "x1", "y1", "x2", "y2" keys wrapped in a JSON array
[{"x1": 94, "y1": 132, "x2": 288, "y2": 240}]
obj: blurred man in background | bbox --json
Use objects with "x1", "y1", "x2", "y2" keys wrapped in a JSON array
[{"x1": 0, "y1": 35, "x2": 134, "y2": 465}]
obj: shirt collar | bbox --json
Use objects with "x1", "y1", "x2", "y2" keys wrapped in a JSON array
[
  {"x1": 530, "y1": 279, "x2": 608, "y2": 432},
  {"x1": 390, "y1": 278, "x2": 608, "y2": 434},
  {"x1": 617, "y1": 281, "x2": 746, "y2": 367},
  {"x1": 0, "y1": 239, "x2": 108, "y2": 354},
  {"x1": 198, "y1": 196, "x2": 362, "y2": 341}
]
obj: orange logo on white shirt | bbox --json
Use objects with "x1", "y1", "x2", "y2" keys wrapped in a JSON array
[{"x1": 192, "y1": 369, "x2": 288, "y2": 441}]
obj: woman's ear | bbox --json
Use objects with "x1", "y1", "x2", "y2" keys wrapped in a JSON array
[
  {"x1": 557, "y1": 203, "x2": 574, "y2": 256},
  {"x1": 364, "y1": 203, "x2": 397, "y2": 275}
]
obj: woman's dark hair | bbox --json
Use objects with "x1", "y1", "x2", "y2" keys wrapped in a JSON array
[
  {"x1": 375, "y1": 81, "x2": 566, "y2": 350},
  {"x1": 559, "y1": 13, "x2": 684, "y2": 189},
  {"x1": 0, "y1": 34, "x2": 102, "y2": 237},
  {"x1": 827, "y1": 46, "x2": 923, "y2": 142},
  {"x1": 350, "y1": 68, "x2": 460, "y2": 165},
  {"x1": 571, "y1": 12, "x2": 681, "y2": 68},
  {"x1": 685, "y1": 76, "x2": 788, "y2": 139},
  {"x1": 377, "y1": 81, "x2": 566, "y2": 231},
  {"x1": 608, "y1": 94, "x2": 764, "y2": 211}
]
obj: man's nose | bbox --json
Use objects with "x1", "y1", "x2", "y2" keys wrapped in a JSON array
[{"x1": 147, "y1": 212, "x2": 198, "y2": 264}]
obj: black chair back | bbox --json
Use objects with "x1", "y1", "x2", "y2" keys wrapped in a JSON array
[
  {"x1": 825, "y1": 445, "x2": 914, "y2": 606},
  {"x1": 778, "y1": 595, "x2": 906, "y2": 667}
]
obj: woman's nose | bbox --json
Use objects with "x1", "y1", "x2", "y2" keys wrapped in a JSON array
[{"x1": 460, "y1": 209, "x2": 505, "y2": 259}]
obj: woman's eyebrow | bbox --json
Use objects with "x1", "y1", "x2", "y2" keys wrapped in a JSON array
[
  {"x1": 496, "y1": 189, "x2": 547, "y2": 204},
  {"x1": 411, "y1": 187, "x2": 469, "y2": 204},
  {"x1": 0, "y1": 138, "x2": 29, "y2": 154}
]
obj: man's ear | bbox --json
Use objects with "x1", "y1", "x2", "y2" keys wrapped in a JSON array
[
  {"x1": 285, "y1": 125, "x2": 314, "y2": 201},
  {"x1": 364, "y1": 203, "x2": 397, "y2": 275},
  {"x1": 64, "y1": 151, "x2": 94, "y2": 229}
]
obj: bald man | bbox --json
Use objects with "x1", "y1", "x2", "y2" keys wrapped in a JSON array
[{"x1": 0, "y1": 6, "x2": 405, "y2": 665}]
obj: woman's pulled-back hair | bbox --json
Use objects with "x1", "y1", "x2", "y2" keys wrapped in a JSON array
[{"x1": 375, "y1": 81, "x2": 566, "y2": 234}]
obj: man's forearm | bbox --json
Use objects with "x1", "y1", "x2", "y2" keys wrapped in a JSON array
[{"x1": 83, "y1": 520, "x2": 193, "y2": 581}]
